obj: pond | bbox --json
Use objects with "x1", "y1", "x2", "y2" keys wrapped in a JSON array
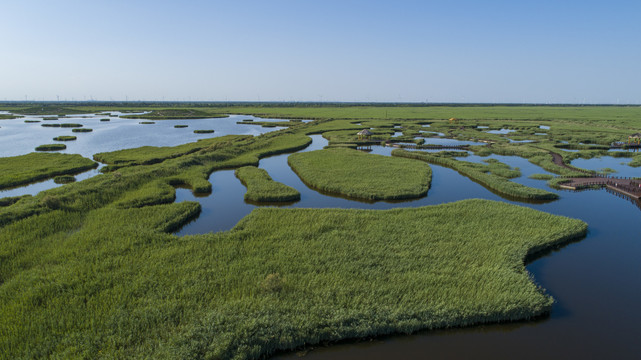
[
  {"x1": 2, "y1": 117, "x2": 640, "y2": 359},
  {"x1": 571, "y1": 156, "x2": 636, "y2": 177},
  {"x1": 486, "y1": 128, "x2": 516, "y2": 134},
  {"x1": 419, "y1": 130, "x2": 445, "y2": 136}
]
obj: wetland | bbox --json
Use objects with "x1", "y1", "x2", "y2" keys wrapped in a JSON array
[{"x1": 0, "y1": 104, "x2": 640, "y2": 359}]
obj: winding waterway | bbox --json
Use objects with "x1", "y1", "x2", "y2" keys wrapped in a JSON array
[{"x1": 1, "y1": 114, "x2": 640, "y2": 359}]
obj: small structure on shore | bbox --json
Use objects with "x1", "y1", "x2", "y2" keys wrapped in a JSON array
[
  {"x1": 628, "y1": 133, "x2": 641, "y2": 145},
  {"x1": 449, "y1": 117, "x2": 458, "y2": 123},
  {"x1": 357, "y1": 129, "x2": 372, "y2": 140}
]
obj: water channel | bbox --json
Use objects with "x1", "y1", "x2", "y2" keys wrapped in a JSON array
[{"x1": 1, "y1": 113, "x2": 640, "y2": 359}]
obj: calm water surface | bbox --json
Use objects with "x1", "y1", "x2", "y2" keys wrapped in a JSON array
[
  {"x1": 2, "y1": 117, "x2": 640, "y2": 359},
  {"x1": 0, "y1": 112, "x2": 285, "y2": 196}
]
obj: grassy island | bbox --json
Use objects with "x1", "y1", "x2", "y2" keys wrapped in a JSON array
[
  {"x1": 53, "y1": 136, "x2": 77, "y2": 141},
  {"x1": 0, "y1": 153, "x2": 97, "y2": 189},
  {"x1": 235, "y1": 166, "x2": 300, "y2": 202},
  {"x1": 193, "y1": 129, "x2": 215, "y2": 134},
  {"x1": 42, "y1": 123, "x2": 83, "y2": 128},
  {"x1": 72, "y1": 128, "x2": 93, "y2": 133},
  {"x1": 35, "y1": 144, "x2": 67, "y2": 151},
  {"x1": 288, "y1": 148, "x2": 431, "y2": 201},
  {"x1": 53, "y1": 175, "x2": 76, "y2": 184},
  {"x1": 529, "y1": 173, "x2": 554, "y2": 180}
]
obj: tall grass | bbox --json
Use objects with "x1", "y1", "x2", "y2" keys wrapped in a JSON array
[
  {"x1": 234, "y1": 166, "x2": 300, "y2": 202},
  {"x1": 41, "y1": 123, "x2": 83, "y2": 128},
  {"x1": 94, "y1": 135, "x2": 247, "y2": 170},
  {"x1": 0, "y1": 153, "x2": 97, "y2": 189},
  {"x1": 53, "y1": 136, "x2": 76, "y2": 141},
  {"x1": 35, "y1": 144, "x2": 66, "y2": 151},
  {"x1": 72, "y1": 128, "x2": 93, "y2": 133},
  {"x1": 288, "y1": 148, "x2": 431, "y2": 201},
  {"x1": 0, "y1": 199, "x2": 586, "y2": 359}
]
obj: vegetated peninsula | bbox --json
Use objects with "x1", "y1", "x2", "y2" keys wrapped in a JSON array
[
  {"x1": 235, "y1": 166, "x2": 300, "y2": 202},
  {"x1": 0, "y1": 152, "x2": 97, "y2": 189}
]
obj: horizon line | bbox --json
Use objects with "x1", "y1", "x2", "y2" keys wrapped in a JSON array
[{"x1": 1, "y1": 100, "x2": 640, "y2": 107}]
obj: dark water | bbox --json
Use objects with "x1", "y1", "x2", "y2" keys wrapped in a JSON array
[{"x1": 3, "y1": 119, "x2": 641, "y2": 358}]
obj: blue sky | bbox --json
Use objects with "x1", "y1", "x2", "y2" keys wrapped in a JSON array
[{"x1": 1, "y1": 0, "x2": 640, "y2": 103}]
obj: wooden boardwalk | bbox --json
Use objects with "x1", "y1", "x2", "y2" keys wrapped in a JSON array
[
  {"x1": 559, "y1": 176, "x2": 641, "y2": 198},
  {"x1": 550, "y1": 151, "x2": 641, "y2": 199}
]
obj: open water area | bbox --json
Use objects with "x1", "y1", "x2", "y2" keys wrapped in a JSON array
[{"x1": 1, "y1": 114, "x2": 640, "y2": 359}]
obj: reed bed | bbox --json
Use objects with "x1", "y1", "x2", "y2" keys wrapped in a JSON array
[
  {"x1": 288, "y1": 148, "x2": 431, "y2": 201},
  {"x1": 53, "y1": 175, "x2": 76, "y2": 184},
  {"x1": 2, "y1": 104, "x2": 640, "y2": 359},
  {"x1": 53, "y1": 136, "x2": 77, "y2": 141},
  {"x1": 42, "y1": 123, "x2": 83, "y2": 128},
  {"x1": 234, "y1": 166, "x2": 300, "y2": 202},
  {"x1": 0, "y1": 153, "x2": 96, "y2": 189},
  {"x1": 35, "y1": 144, "x2": 66, "y2": 151},
  {"x1": 529, "y1": 173, "x2": 554, "y2": 180},
  {"x1": 72, "y1": 128, "x2": 93, "y2": 133},
  {"x1": 94, "y1": 136, "x2": 244, "y2": 169},
  {"x1": 0, "y1": 199, "x2": 586, "y2": 359}
]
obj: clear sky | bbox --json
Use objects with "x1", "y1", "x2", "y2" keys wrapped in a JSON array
[{"x1": 1, "y1": 0, "x2": 640, "y2": 103}]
